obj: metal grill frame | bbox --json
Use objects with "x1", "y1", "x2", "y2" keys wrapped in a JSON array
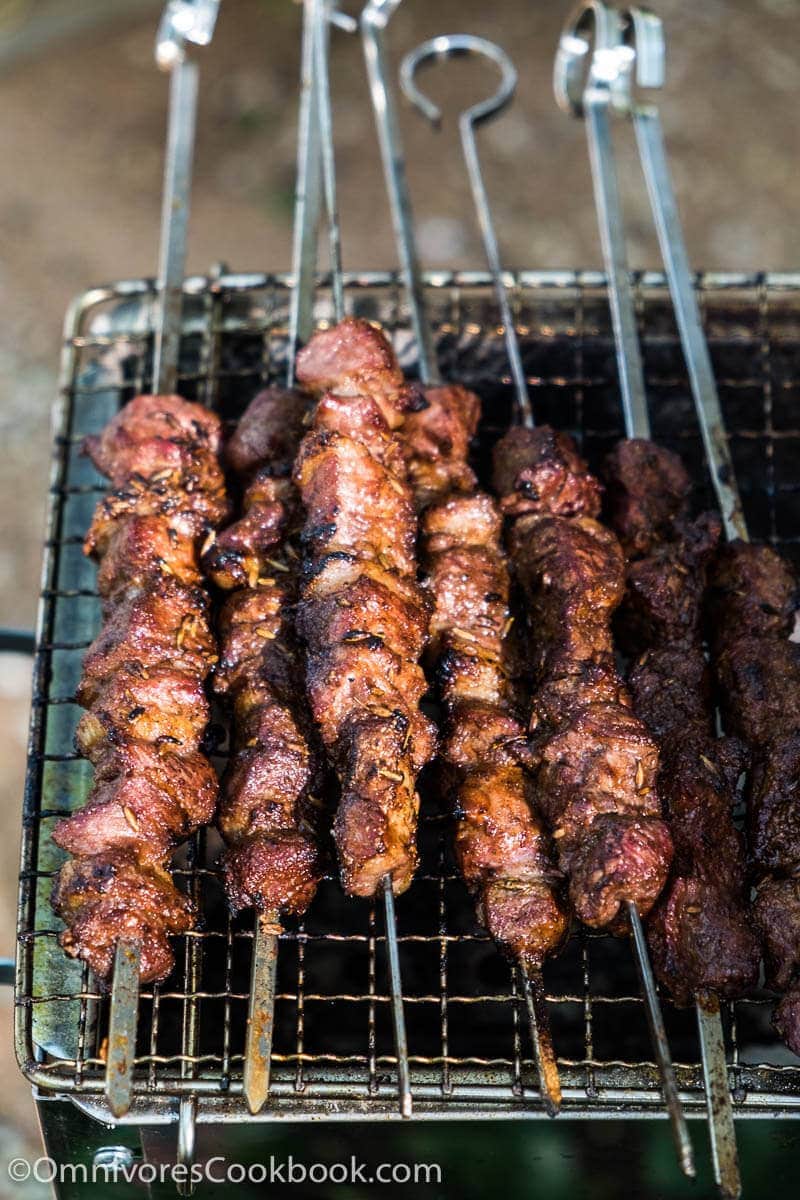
[{"x1": 15, "y1": 268, "x2": 800, "y2": 1125}]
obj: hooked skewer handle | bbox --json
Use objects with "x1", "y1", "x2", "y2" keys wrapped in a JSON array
[
  {"x1": 153, "y1": 0, "x2": 220, "y2": 397},
  {"x1": 400, "y1": 34, "x2": 533, "y2": 429}
]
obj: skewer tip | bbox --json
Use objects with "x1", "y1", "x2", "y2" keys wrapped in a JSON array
[
  {"x1": 626, "y1": 901, "x2": 696, "y2": 1179},
  {"x1": 696, "y1": 990, "x2": 742, "y2": 1200},
  {"x1": 521, "y1": 968, "x2": 562, "y2": 1117},
  {"x1": 242, "y1": 912, "x2": 281, "y2": 1115},
  {"x1": 105, "y1": 939, "x2": 141, "y2": 1119},
  {"x1": 382, "y1": 875, "x2": 413, "y2": 1118}
]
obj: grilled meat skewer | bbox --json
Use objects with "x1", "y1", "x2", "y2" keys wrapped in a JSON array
[
  {"x1": 292, "y1": 317, "x2": 437, "y2": 897},
  {"x1": 492, "y1": 427, "x2": 674, "y2": 931},
  {"x1": 401, "y1": 382, "x2": 568, "y2": 970},
  {"x1": 51, "y1": 394, "x2": 227, "y2": 983},
  {"x1": 202, "y1": 386, "x2": 322, "y2": 918},
  {"x1": 603, "y1": 439, "x2": 759, "y2": 1005},
  {"x1": 421, "y1": 492, "x2": 569, "y2": 971},
  {"x1": 706, "y1": 539, "x2": 800, "y2": 1053}
]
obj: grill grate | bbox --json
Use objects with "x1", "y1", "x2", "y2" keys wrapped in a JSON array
[{"x1": 15, "y1": 269, "x2": 800, "y2": 1122}]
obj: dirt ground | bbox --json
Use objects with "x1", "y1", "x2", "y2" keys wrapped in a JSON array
[{"x1": 0, "y1": 0, "x2": 798, "y2": 1162}]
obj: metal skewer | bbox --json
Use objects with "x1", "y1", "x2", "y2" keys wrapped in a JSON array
[
  {"x1": 296, "y1": 0, "x2": 413, "y2": 1118},
  {"x1": 361, "y1": 0, "x2": 439, "y2": 384},
  {"x1": 622, "y1": 7, "x2": 747, "y2": 546},
  {"x1": 627, "y1": 898, "x2": 695, "y2": 1180},
  {"x1": 106, "y1": 939, "x2": 140, "y2": 1119},
  {"x1": 398, "y1": 33, "x2": 564, "y2": 1116},
  {"x1": 243, "y1": 910, "x2": 281, "y2": 1113},
  {"x1": 289, "y1": 0, "x2": 357, "y2": 369},
  {"x1": 288, "y1": 0, "x2": 325, "y2": 376},
  {"x1": 521, "y1": 971, "x2": 562, "y2": 1117},
  {"x1": 400, "y1": 36, "x2": 533, "y2": 429},
  {"x1": 104, "y1": 0, "x2": 219, "y2": 1121},
  {"x1": 383, "y1": 877, "x2": 413, "y2": 1117},
  {"x1": 555, "y1": 4, "x2": 747, "y2": 1191},
  {"x1": 153, "y1": 0, "x2": 219, "y2": 395}
]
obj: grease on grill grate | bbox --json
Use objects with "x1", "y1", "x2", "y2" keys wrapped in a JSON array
[{"x1": 16, "y1": 272, "x2": 800, "y2": 1115}]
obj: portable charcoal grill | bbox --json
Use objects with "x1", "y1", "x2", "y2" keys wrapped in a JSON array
[
  {"x1": 15, "y1": 270, "x2": 800, "y2": 1159},
  {"x1": 11, "y1": 0, "x2": 800, "y2": 1189}
]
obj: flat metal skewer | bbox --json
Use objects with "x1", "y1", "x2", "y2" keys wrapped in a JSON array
[
  {"x1": 522, "y1": 970, "x2": 562, "y2": 1117},
  {"x1": 289, "y1": 0, "x2": 325, "y2": 377},
  {"x1": 383, "y1": 876, "x2": 412, "y2": 1117},
  {"x1": 153, "y1": 0, "x2": 219, "y2": 395},
  {"x1": 104, "y1": 0, "x2": 219, "y2": 1120},
  {"x1": 554, "y1": 3, "x2": 650, "y2": 441},
  {"x1": 290, "y1": 0, "x2": 357, "y2": 369},
  {"x1": 615, "y1": 14, "x2": 745, "y2": 1187},
  {"x1": 105, "y1": 939, "x2": 141, "y2": 1118},
  {"x1": 312, "y1": 0, "x2": 349, "y2": 324},
  {"x1": 399, "y1": 35, "x2": 565, "y2": 1117},
  {"x1": 697, "y1": 990, "x2": 741, "y2": 1200},
  {"x1": 622, "y1": 8, "x2": 747, "y2": 544},
  {"x1": 361, "y1": 0, "x2": 439, "y2": 384},
  {"x1": 555, "y1": 5, "x2": 746, "y2": 1190},
  {"x1": 628, "y1": 900, "x2": 695, "y2": 1178},
  {"x1": 243, "y1": 911, "x2": 281, "y2": 1114}
]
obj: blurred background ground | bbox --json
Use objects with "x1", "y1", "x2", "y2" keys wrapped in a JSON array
[{"x1": 0, "y1": 0, "x2": 798, "y2": 1180}]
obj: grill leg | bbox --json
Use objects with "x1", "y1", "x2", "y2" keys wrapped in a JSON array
[{"x1": 35, "y1": 1097, "x2": 144, "y2": 1200}]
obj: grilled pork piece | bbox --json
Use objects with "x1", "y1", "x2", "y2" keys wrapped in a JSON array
[
  {"x1": 707, "y1": 539, "x2": 800, "y2": 1052},
  {"x1": 53, "y1": 851, "x2": 195, "y2": 982},
  {"x1": 493, "y1": 427, "x2": 673, "y2": 930},
  {"x1": 224, "y1": 386, "x2": 310, "y2": 478},
  {"x1": 295, "y1": 317, "x2": 409, "y2": 423},
  {"x1": 604, "y1": 442, "x2": 759, "y2": 1005},
  {"x1": 54, "y1": 745, "x2": 217, "y2": 866},
  {"x1": 421, "y1": 493, "x2": 569, "y2": 972},
  {"x1": 401, "y1": 384, "x2": 480, "y2": 509},
  {"x1": 83, "y1": 393, "x2": 223, "y2": 483},
  {"x1": 603, "y1": 438, "x2": 692, "y2": 558},
  {"x1": 202, "y1": 416, "x2": 322, "y2": 918},
  {"x1": 293, "y1": 318, "x2": 436, "y2": 896},
  {"x1": 77, "y1": 576, "x2": 216, "y2": 706},
  {"x1": 51, "y1": 393, "x2": 225, "y2": 984},
  {"x1": 90, "y1": 513, "x2": 204, "y2": 600}
]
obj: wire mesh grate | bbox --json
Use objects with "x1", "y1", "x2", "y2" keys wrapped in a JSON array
[{"x1": 15, "y1": 270, "x2": 800, "y2": 1121}]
